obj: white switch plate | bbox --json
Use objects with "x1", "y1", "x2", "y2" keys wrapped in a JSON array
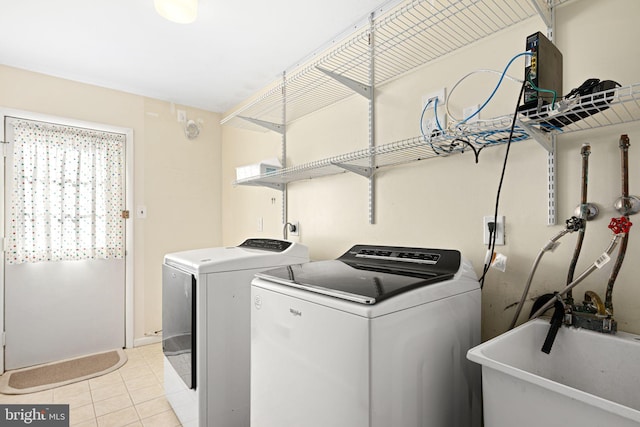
[
  {"x1": 483, "y1": 215, "x2": 504, "y2": 245},
  {"x1": 421, "y1": 88, "x2": 446, "y2": 135}
]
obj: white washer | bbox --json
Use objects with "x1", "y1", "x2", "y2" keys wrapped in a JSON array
[
  {"x1": 162, "y1": 239, "x2": 309, "y2": 427},
  {"x1": 251, "y1": 244, "x2": 481, "y2": 427}
]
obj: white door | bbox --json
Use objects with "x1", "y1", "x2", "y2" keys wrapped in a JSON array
[{"x1": 3, "y1": 116, "x2": 127, "y2": 370}]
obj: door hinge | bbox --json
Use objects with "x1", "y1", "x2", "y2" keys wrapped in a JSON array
[
  {"x1": 121, "y1": 210, "x2": 130, "y2": 219},
  {"x1": 2, "y1": 332, "x2": 6, "y2": 347}
]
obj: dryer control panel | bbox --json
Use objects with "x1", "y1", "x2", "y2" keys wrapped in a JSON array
[{"x1": 239, "y1": 238, "x2": 292, "y2": 252}]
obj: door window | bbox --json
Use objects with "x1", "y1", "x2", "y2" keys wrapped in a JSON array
[{"x1": 6, "y1": 118, "x2": 125, "y2": 264}]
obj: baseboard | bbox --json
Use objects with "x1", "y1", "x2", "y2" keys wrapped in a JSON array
[{"x1": 134, "y1": 335, "x2": 162, "y2": 347}]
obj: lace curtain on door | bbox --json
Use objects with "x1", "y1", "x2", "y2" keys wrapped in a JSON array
[{"x1": 6, "y1": 119, "x2": 125, "y2": 264}]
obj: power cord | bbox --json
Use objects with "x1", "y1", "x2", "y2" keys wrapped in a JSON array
[{"x1": 479, "y1": 79, "x2": 527, "y2": 289}]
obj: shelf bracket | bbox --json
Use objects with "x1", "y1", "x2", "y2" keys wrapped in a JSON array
[
  {"x1": 516, "y1": 119, "x2": 554, "y2": 153},
  {"x1": 238, "y1": 116, "x2": 285, "y2": 134},
  {"x1": 234, "y1": 179, "x2": 284, "y2": 191},
  {"x1": 331, "y1": 162, "x2": 374, "y2": 178},
  {"x1": 260, "y1": 182, "x2": 285, "y2": 191},
  {"x1": 530, "y1": 0, "x2": 553, "y2": 29},
  {"x1": 316, "y1": 67, "x2": 372, "y2": 100}
]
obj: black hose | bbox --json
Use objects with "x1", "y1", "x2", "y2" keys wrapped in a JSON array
[{"x1": 541, "y1": 296, "x2": 565, "y2": 354}]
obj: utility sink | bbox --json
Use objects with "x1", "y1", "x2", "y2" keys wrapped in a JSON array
[{"x1": 467, "y1": 319, "x2": 640, "y2": 426}]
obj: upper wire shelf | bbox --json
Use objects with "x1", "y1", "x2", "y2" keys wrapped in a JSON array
[
  {"x1": 221, "y1": 0, "x2": 558, "y2": 130},
  {"x1": 234, "y1": 83, "x2": 640, "y2": 189}
]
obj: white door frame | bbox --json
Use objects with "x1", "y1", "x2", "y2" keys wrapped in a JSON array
[{"x1": 0, "y1": 107, "x2": 135, "y2": 374}]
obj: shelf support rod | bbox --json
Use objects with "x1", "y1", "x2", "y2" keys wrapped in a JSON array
[
  {"x1": 316, "y1": 67, "x2": 373, "y2": 100},
  {"x1": 547, "y1": 136, "x2": 557, "y2": 225},
  {"x1": 368, "y1": 12, "x2": 376, "y2": 224},
  {"x1": 281, "y1": 72, "x2": 288, "y2": 226},
  {"x1": 546, "y1": 0, "x2": 557, "y2": 225},
  {"x1": 238, "y1": 116, "x2": 285, "y2": 134}
]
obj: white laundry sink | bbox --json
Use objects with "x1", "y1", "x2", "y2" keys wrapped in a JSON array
[{"x1": 467, "y1": 318, "x2": 640, "y2": 427}]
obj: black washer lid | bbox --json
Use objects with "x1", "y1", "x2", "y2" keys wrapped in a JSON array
[{"x1": 256, "y1": 245, "x2": 461, "y2": 304}]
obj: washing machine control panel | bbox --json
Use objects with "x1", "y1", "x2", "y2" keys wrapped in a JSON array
[
  {"x1": 239, "y1": 239, "x2": 292, "y2": 252},
  {"x1": 344, "y1": 245, "x2": 459, "y2": 273},
  {"x1": 355, "y1": 248, "x2": 441, "y2": 264}
]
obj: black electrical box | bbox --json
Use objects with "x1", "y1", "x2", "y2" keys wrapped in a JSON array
[{"x1": 520, "y1": 31, "x2": 563, "y2": 111}]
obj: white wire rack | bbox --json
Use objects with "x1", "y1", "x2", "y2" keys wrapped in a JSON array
[
  {"x1": 221, "y1": 0, "x2": 555, "y2": 129},
  {"x1": 234, "y1": 83, "x2": 640, "y2": 188}
]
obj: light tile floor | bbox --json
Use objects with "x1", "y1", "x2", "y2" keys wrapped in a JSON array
[{"x1": 0, "y1": 343, "x2": 182, "y2": 427}]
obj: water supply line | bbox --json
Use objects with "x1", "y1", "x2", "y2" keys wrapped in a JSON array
[
  {"x1": 604, "y1": 135, "x2": 632, "y2": 314},
  {"x1": 566, "y1": 143, "x2": 591, "y2": 305},
  {"x1": 508, "y1": 216, "x2": 583, "y2": 330},
  {"x1": 583, "y1": 290, "x2": 607, "y2": 316},
  {"x1": 530, "y1": 217, "x2": 632, "y2": 321}
]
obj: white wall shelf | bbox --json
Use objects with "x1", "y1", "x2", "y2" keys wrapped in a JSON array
[
  {"x1": 223, "y1": 0, "x2": 584, "y2": 224},
  {"x1": 235, "y1": 83, "x2": 640, "y2": 188},
  {"x1": 221, "y1": 0, "x2": 564, "y2": 130}
]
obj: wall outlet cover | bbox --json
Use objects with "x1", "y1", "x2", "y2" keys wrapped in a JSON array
[
  {"x1": 483, "y1": 215, "x2": 505, "y2": 245},
  {"x1": 289, "y1": 221, "x2": 300, "y2": 236},
  {"x1": 421, "y1": 88, "x2": 447, "y2": 135},
  {"x1": 463, "y1": 104, "x2": 480, "y2": 123}
]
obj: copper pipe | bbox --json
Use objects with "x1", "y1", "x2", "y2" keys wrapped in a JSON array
[
  {"x1": 566, "y1": 143, "x2": 591, "y2": 303},
  {"x1": 605, "y1": 135, "x2": 631, "y2": 313},
  {"x1": 584, "y1": 290, "x2": 607, "y2": 316}
]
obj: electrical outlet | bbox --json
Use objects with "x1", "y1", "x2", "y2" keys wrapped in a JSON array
[
  {"x1": 257, "y1": 217, "x2": 263, "y2": 232},
  {"x1": 421, "y1": 88, "x2": 446, "y2": 135},
  {"x1": 483, "y1": 215, "x2": 505, "y2": 245},
  {"x1": 177, "y1": 109, "x2": 187, "y2": 123},
  {"x1": 289, "y1": 221, "x2": 299, "y2": 236}
]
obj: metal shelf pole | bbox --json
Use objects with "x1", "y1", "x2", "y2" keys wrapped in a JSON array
[
  {"x1": 368, "y1": 13, "x2": 376, "y2": 225},
  {"x1": 281, "y1": 72, "x2": 287, "y2": 226}
]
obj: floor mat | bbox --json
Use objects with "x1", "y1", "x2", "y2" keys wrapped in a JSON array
[{"x1": 0, "y1": 349, "x2": 127, "y2": 394}]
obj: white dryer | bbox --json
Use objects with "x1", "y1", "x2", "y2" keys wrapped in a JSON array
[
  {"x1": 162, "y1": 239, "x2": 308, "y2": 427},
  {"x1": 251, "y1": 244, "x2": 481, "y2": 427}
]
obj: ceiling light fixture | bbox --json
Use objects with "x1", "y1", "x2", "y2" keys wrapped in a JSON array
[{"x1": 154, "y1": 0, "x2": 198, "y2": 24}]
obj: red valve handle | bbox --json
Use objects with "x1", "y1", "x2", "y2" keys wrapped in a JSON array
[{"x1": 609, "y1": 217, "x2": 633, "y2": 234}]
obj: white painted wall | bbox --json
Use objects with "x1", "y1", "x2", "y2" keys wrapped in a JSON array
[
  {"x1": 221, "y1": 0, "x2": 640, "y2": 339},
  {"x1": 0, "y1": 65, "x2": 223, "y2": 344}
]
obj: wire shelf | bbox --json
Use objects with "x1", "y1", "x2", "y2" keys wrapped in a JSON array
[
  {"x1": 221, "y1": 0, "x2": 556, "y2": 128},
  {"x1": 234, "y1": 83, "x2": 640, "y2": 188}
]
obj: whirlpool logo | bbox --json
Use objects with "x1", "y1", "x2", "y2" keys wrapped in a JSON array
[{"x1": 289, "y1": 308, "x2": 302, "y2": 317}]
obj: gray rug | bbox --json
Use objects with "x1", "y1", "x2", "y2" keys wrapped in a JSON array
[{"x1": 0, "y1": 349, "x2": 127, "y2": 394}]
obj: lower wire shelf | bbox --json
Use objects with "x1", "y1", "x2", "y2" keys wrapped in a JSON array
[{"x1": 234, "y1": 83, "x2": 640, "y2": 189}]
